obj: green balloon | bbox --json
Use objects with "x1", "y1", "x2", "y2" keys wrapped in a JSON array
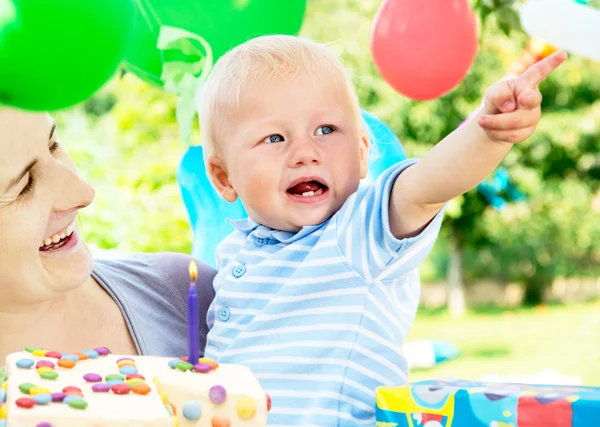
[
  {"x1": 0, "y1": 0, "x2": 133, "y2": 111},
  {"x1": 124, "y1": 0, "x2": 307, "y2": 86}
]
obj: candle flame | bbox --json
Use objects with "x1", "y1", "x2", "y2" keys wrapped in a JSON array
[{"x1": 189, "y1": 260, "x2": 198, "y2": 282}]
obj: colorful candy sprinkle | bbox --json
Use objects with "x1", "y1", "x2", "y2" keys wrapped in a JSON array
[
  {"x1": 175, "y1": 362, "x2": 193, "y2": 372},
  {"x1": 16, "y1": 397, "x2": 36, "y2": 408},
  {"x1": 19, "y1": 383, "x2": 35, "y2": 394},
  {"x1": 211, "y1": 415, "x2": 231, "y2": 427},
  {"x1": 117, "y1": 360, "x2": 136, "y2": 368},
  {"x1": 0, "y1": 403, "x2": 5, "y2": 418},
  {"x1": 0, "y1": 390, "x2": 5, "y2": 404},
  {"x1": 63, "y1": 386, "x2": 82, "y2": 394},
  {"x1": 198, "y1": 358, "x2": 219, "y2": 370},
  {"x1": 36, "y1": 367, "x2": 54, "y2": 374},
  {"x1": 94, "y1": 347, "x2": 110, "y2": 356},
  {"x1": 116, "y1": 357, "x2": 134, "y2": 363},
  {"x1": 105, "y1": 374, "x2": 124, "y2": 382},
  {"x1": 24, "y1": 346, "x2": 40, "y2": 353},
  {"x1": 91, "y1": 384, "x2": 110, "y2": 393},
  {"x1": 0, "y1": 420, "x2": 5, "y2": 427},
  {"x1": 81, "y1": 350, "x2": 99, "y2": 359},
  {"x1": 131, "y1": 383, "x2": 151, "y2": 395},
  {"x1": 158, "y1": 389, "x2": 168, "y2": 405},
  {"x1": 51, "y1": 392, "x2": 66, "y2": 402},
  {"x1": 126, "y1": 378, "x2": 144, "y2": 387},
  {"x1": 60, "y1": 354, "x2": 79, "y2": 362},
  {"x1": 40, "y1": 371, "x2": 58, "y2": 380},
  {"x1": 57, "y1": 359, "x2": 75, "y2": 369},
  {"x1": 183, "y1": 400, "x2": 201, "y2": 420},
  {"x1": 66, "y1": 399, "x2": 87, "y2": 410},
  {"x1": 193, "y1": 363, "x2": 211, "y2": 373},
  {"x1": 83, "y1": 373, "x2": 102, "y2": 383},
  {"x1": 63, "y1": 395, "x2": 83, "y2": 404},
  {"x1": 65, "y1": 391, "x2": 84, "y2": 398},
  {"x1": 165, "y1": 403, "x2": 174, "y2": 416},
  {"x1": 36, "y1": 360, "x2": 55, "y2": 369},
  {"x1": 33, "y1": 394, "x2": 52, "y2": 405},
  {"x1": 75, "y1": 353, "x2": 88, "y2": 361},
  {"x1": 111, "y1": 384, "x2": 130, "y2": 395},
  {"x1": 166, "y1": 402, "x2": 176, "y2": 416},
  {"x1": 29, "y1": 387, "x2": 51, "y2": 396},
  {"x1": 46, "y1": 352, "x2": 62, "y2": 359},
  {"x1": 236, "y1": 397, "x2": 256, "y2": 419},
  {"x1": 106, "y1": 379, "x2": 125, "y2": 387},
  {"x1": 119, "y1": 365, "x2": 138, "y2": 375},
  {"x1": 31, "y1": 350, "x2": 47, "y2": 357},
  {"x1": 126, "y1": 374, "x2": 145, "y2": 380},
  {"x1": 16, "y1": 358, "x2": 35, "y2": 369},
  {"x1": 36, "y1": 423, "x2": 53, "y2": 427},
  {"x1": 168, "y1": 360, "x2": 179, "y2": 369},
  {"x1": 209, "y1": 385, "x2": 227, "y2": 404}
]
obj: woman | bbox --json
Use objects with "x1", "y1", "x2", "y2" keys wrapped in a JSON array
[{"x1": 0, "y1": 107, "x2": 216, "y2": 361}]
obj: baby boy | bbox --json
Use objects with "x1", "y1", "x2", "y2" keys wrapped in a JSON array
[{"x1": 196, "y1": 35, "x2": 565, "y2": 426}]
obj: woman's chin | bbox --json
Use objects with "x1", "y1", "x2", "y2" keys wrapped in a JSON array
[{"x1": 39, "y1": 232, "x2": 94, "y2": 290}]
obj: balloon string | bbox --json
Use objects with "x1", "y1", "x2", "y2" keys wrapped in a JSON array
[{"x1": 136, "y1": 0, "x2": 163, "y2": 35}]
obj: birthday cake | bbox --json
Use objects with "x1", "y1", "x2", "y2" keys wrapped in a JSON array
[{"x1": 0, "y1": 347, "x2": 269, "y2": 427}]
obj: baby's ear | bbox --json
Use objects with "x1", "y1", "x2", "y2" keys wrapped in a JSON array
[
  {"x1": 358, "y1": 129, "x2": 370, "y2": 179},
  {"x1": 207, "y1": 156, "x2": 238, "y2": 202}
]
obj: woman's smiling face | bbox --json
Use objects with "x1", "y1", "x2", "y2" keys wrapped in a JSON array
[{"x1": 0, "y1": 108, "x2": 96, "y2": 310}]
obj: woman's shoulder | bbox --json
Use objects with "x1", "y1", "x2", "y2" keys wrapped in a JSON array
[
  {"x1": 93, "y1": 252, "x2": 216, "y2": 301},
  {"x1": 92, "y1": 252, "x2": 217, "y2": 356}
]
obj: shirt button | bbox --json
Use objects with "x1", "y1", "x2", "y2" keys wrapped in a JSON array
[
  {"x1": 232, "y1": 265, "x2": 246, "y2": 278},
  {"x1": 218, "y1": 306, "x2": 230, "y2": 322},
  {"x1": 254, "y1": 236, "x2": 267, "y2": 247}
]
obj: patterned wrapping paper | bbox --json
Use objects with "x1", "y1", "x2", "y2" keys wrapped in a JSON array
[{"x1": 376, "y1": 378, "x2": 600, "y2": 427}]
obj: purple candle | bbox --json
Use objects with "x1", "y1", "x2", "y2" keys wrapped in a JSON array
[{"x1": 187, "y1": 261, "x2": 199, "y2": 365}]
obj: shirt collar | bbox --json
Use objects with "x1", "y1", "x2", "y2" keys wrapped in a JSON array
[
  {"x1": 226, "y1": 217, "x2": 259, "y2": 234},
  {"x1": 227, "y1": 217, "x2": 326, "y2": 244}
]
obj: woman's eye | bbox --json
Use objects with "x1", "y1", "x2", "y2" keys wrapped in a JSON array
[
  {"x1": 315, "y1": 125, "x2": 335, "y2": 136},
  {"x1": 49, "y1": 141, "x2": 60, "y2": 154},
  {"x1": 19, "y1": 175, "x2": 35, "y2": 197},
  {"x1": 262, "y1": 134, "x2": 284, "y2": 144}
]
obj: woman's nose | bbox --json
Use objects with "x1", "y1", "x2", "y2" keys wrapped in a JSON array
[{"x1": 51, "y1": 162, "x2": 95, "y2": 214}]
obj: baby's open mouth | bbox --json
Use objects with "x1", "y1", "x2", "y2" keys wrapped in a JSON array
[{"x1": 287, "y1": 180, "x2": 328, "y2": 197}]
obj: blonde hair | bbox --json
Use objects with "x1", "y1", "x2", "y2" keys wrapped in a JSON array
[{"x1": 196, "y1": 35, "x2": 361, "y2": 161}]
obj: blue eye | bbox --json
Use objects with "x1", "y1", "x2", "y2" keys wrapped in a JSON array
[
  {"x1": 315, "y1": 125, "x2": 335, "y2": 136},
  {"x1": 262, "y1": 134, "x2": 284, "y2": 144}
]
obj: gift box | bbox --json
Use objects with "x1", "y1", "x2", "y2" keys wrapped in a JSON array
[{"x1": 376, "y1": 378, "x2": 600, "y2": 427}]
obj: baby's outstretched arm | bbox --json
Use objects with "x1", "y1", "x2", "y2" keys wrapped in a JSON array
[{"x1": 388, "y1": 51, "x2": 567, "y2": 239}]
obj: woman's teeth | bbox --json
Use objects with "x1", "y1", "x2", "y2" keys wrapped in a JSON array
[{"x1": 40, "y1": 223, "x2": 75, "y2": 248}]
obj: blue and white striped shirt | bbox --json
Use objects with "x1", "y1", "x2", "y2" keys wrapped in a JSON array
[{"x1": 205, "y1": 160, "x2": 444, "y2": 426}]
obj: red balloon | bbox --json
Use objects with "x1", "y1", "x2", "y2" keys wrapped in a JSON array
[{"x1": 371, "y1": 0, "x2": 478, "y2": 100}]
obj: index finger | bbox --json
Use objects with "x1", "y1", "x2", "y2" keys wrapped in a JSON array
[{"x1": 517, "y1": 51, "x2": 568, "y2": 90}]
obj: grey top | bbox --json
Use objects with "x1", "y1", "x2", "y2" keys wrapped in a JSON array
[{"x1": 92, "y1": 252, "x2": 216, "y2": 357}]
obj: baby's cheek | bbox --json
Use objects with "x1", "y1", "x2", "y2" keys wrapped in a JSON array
[{"x1": 241, "y1": 165, "x2": 276, "y2": 199}]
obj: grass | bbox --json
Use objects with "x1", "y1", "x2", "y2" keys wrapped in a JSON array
[{"x1": 406, "y1": 301, "x2": 600, "y2": 386}]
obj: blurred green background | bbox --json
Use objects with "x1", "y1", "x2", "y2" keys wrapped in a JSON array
[{"x1": 55, "y1": 0, "x2": 599, "y2": 383}]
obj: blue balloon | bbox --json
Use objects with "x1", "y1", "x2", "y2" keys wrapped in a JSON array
[
  {"x1": 177, "y1": 146, "x2": 247, "y2": 267},
  {"x1": 178, "y1": 110, "x2": 406, "y2": 267},
  {"x1": 361, "y1": 109, "x2": 407, "y2": 182}
]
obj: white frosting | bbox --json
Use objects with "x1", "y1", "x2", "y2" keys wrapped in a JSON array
[{"x1": 3, "y1": 352, "x2": 267, "y2": 427}]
